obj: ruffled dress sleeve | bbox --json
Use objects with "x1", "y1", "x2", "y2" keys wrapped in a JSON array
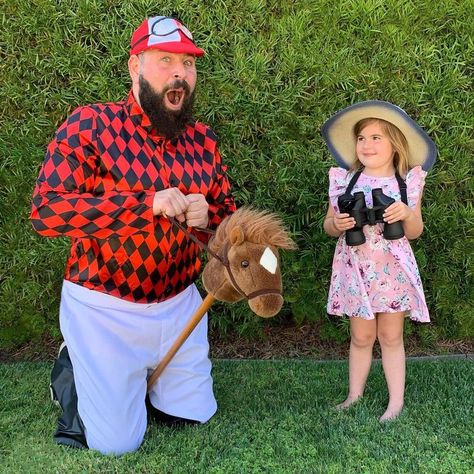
[
  {"x1": 328, "y1": 167, "x2": 350, "y2": 212},
  {"x1": 405, "y1": 165, "x2": 427, "y2": 208}
]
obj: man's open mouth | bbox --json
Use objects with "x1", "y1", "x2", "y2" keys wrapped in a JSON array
[{"x1": 166, "y1": 89, "x2": 185, "y2": 107}]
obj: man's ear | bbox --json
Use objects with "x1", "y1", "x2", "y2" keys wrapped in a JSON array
[{"x1": 128, "y1": 54, "x2": 141, "y2": 85}]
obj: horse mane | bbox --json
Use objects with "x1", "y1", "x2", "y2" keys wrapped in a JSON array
[{"x1": 210, "y1": 207, "x2": 297, "y2": 252}]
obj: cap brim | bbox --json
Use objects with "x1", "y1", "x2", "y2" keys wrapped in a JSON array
[
  {"x1": 133, "y1": 41, "x2": 204, "y2": 57},
  {"x1": 321, "y1": 100, "x2": 437, "y2": 171}
]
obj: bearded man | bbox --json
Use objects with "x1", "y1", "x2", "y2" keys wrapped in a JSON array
[{"x1": 30, "y1": 16, "x2": 235, "y2": 455}]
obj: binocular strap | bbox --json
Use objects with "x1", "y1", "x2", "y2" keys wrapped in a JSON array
[{"x1": 345, "y1": 170, "x2": 408, "y2": 205}]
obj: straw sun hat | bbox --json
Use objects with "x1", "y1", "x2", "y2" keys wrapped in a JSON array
[{"x1": 321, "y1": 100, "x2": 437, "y2": 171}]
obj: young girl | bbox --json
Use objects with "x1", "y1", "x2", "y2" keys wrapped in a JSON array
[{"x1": 321, "y1": 101, "x2": 437, "y2": 421}]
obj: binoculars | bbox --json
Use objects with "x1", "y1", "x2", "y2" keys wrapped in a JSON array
[{"x1": 337, "y1": 188, "x2": 404, "y2": 246}]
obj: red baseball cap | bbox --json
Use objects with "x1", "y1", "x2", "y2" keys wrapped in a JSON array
[{"x1": 130, "y1": 16, "x2": 205, "y2": 57}]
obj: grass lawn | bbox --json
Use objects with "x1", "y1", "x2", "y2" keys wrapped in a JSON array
[{"x1": 1, "y1": 358, "x2": 473, "y2": 473}]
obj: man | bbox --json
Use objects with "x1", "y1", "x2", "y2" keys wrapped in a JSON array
[{"x1": 30, "y1": 16, "x2": 235, "y2": 455}]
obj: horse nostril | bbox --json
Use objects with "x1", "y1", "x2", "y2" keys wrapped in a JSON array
[{"x1": 241, "y1": 260, "x2": 249, "y2": 268}]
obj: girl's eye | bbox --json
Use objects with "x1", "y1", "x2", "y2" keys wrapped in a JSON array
[{"x1": 241, "y1": 260, "x2": 249, "y2": 268}]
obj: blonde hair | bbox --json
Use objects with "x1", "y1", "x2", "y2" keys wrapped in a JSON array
[{"x1": 352, "y1": 118, "x2": 410, "y2": 177}]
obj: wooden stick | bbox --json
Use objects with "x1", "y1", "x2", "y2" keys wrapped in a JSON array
[{"x1": 147, "y1": 293, "x2": 216, "y2": 392}]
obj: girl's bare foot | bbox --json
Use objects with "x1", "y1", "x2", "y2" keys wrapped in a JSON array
[
  {"x1": 379, "y1": 404, "x2": 404, "y2": 422},
  {"x1": 335, "y1": 396, "x2": 361, "y2": 410}
]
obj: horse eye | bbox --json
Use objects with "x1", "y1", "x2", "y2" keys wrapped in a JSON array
[{"x1": 241, "y1": 260, "x2": 249, "y2": 268}]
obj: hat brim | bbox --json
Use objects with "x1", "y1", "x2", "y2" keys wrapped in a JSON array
[
  {"x1": 321, "y1": 100, "x2": 437, "y2": 171},
  {"x1": 130, "y1": 41, "x2": 205, "y2": 57}
]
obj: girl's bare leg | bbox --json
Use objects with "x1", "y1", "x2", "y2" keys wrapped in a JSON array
[
  {"x1": 377, "y1": 312, "x2": 406, "y2": 421},
  {"x1": 337, "y1": 317, "x2": 376, "y2": 409}
]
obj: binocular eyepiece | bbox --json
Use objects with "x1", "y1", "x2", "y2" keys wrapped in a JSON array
[{"x1": 337, "y1": 189, "x2": 404, "y2": 246}]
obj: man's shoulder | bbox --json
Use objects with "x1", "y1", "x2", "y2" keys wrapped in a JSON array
[
  {"x1": 187, "y1": 120, "x2": 218, "y2": 141},
  {"x1": 74, "y1": 99, "x2": 126, "y2": 116},
  {"x1": 56, "y1": 100, "x2": 127, "y2": 138}
]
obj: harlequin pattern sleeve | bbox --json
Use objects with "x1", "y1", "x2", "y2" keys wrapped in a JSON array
[
  {"x1": 206, "y1": 149, "x2": 236, "y2": 229},
  {"x1": 31, "y1": 106, "x2": 155, "y2": 239}
]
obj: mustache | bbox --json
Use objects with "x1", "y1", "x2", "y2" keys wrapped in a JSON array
[{"x1": 163, "y1": 79, "x2": 191, "y2": 95}]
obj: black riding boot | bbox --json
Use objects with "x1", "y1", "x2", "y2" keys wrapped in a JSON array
[
  {"x1": 145, "y1": 395, "x2": 199, "y2": 427},
  {"x1": 50, "y1": 344, "x2": 88, "y2": 449}
]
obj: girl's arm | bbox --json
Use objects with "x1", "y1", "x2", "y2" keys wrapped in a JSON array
[
  {"x1": 323, "y1": 201, "x2": 356, "y2": 237},
  {"x1": 383, "y1": 195, "x2": 424, "y2": 240}
]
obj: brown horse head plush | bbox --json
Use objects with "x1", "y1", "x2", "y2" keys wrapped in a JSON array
[
  {"x1": 147, "y1": 207, "x2": 296, "y2": 391},
  {"x1": 202, "y1": 207, "x2": 296, "y2": 318}
]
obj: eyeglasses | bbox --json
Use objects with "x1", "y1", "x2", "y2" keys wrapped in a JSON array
[{"x1": 131, "y1": 16, "x2": 194, "y2": 50}]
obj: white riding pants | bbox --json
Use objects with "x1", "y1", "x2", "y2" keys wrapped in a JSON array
[{"x1": 59, "y1": 280, "x2": 217, "y2": 455}]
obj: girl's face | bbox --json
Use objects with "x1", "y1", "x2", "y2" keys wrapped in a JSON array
[{"x1": 356, "y1": 122, "x2": 395, "y2": 174}]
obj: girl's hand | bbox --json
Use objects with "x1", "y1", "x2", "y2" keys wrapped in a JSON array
[
  {"x1": 383, "y1": 202, "x2": 412, "y2": 224},
  {"x1": 333, "y1": 212, "x2": 356, "y2": 232}
]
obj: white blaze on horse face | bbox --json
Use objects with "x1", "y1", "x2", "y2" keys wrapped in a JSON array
[{"x1": 259, "y1": 247, "x2": 278, "y2": 274}]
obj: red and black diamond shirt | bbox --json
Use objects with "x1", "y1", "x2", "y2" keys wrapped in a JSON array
[{"x1": 31, "y1": 91, "x2": 236, "y2": 303}]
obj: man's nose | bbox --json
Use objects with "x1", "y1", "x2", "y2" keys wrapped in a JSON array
[{"x1": 172, "y1": 63, "x2": 185, "y2": 79}]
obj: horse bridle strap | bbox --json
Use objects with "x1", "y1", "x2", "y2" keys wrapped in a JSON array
[
  {"x1": 168, "y1": 216, "x2": 282, "y2": 301},
  {"x1": 219, "y1": 242, "x2": 282, "y2": 300},
  {"x1": 167, "y1": 216, "x2": 220, "y2": 259}
]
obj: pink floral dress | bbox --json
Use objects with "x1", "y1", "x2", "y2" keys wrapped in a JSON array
[{"x1": 327, "y1": 166, "x2": 429, "y2": 322}]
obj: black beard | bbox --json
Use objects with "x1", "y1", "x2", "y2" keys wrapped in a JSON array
[{"x1": 138, "y1": 76, "x2": 194, "y2": 139}]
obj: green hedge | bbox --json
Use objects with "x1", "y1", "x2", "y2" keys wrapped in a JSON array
[{"x1": 1, "y1": 0, "x2": 473, "y2": 349}]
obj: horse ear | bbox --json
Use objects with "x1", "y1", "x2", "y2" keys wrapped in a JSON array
[{"x1": 229, "y1": 226, "x2": 245, "y2": 245}]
